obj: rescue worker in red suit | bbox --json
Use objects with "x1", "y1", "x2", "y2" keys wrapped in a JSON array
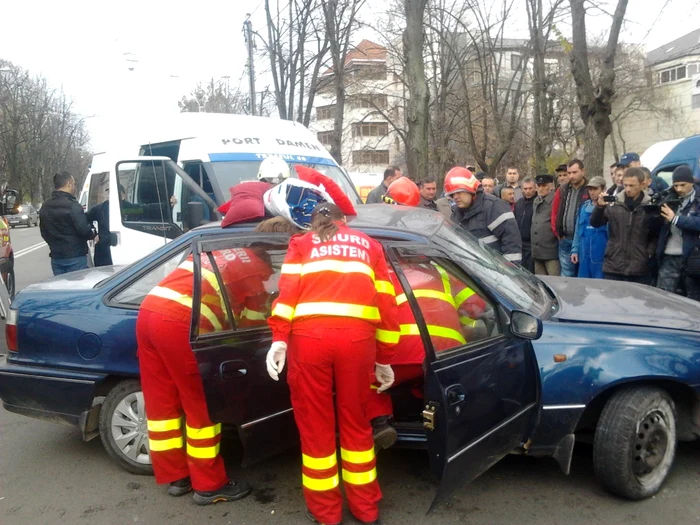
[
  {"x1": 266, "y1": 202, "x2": 400, "y2": 525},
  {"x1": 136, "y1": 245, "x2": 272, "y2": 504},
  {"x1": 368, "y1": 177, "x2": 489, "y2": 449}
]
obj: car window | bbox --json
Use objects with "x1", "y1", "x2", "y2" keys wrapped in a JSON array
[
  {"x1": 195, "y1": 240, "x2": 288, "y2": 337},
  {"x1": 88, "y1": 172, "x2": 109, "y2": 210},
  {"x1": 111, "y1": 248, "x2": 188, "y2": 307},
  {"x1": 392, "y1": 250, "x2": 500, "y2": 359}
]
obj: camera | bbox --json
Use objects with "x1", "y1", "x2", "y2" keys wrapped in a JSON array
[
  {"x1": 643, "y1": 188, "x2": 682, "y2": 216},
  {"x1": 602, "y1": 195, "x2": 616, "y2": 203}
]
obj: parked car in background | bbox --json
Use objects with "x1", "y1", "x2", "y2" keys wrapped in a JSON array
[
  {"x1": 0, "y1": 206, "x2": 699, "y2": 503},
  {"x1": 7, "y1": 203, "x2": 39, "y2": 228}
]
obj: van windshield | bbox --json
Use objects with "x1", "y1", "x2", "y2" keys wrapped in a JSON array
[{"x1": 206, "y1": 161, "x2": 362, "y2": 204}]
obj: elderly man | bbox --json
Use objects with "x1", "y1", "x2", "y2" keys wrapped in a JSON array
[
  {"x1": 555, "y1": 164, "x2": 569, "y2": 188},
  {"x1": 531, "y1": 174, "x2": 559, "y2": 276}
]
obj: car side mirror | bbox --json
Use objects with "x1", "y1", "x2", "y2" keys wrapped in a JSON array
[
  {"x1": 185, "y1": 201, "x2": 204, "y2": 230},
  {"x1": 510, "y1": 310, "x2": 542, "y2": 340}
]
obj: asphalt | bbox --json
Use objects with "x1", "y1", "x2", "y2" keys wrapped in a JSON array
[{"x1": 1, "y1": 226, "x2": 700, "y2": 524}]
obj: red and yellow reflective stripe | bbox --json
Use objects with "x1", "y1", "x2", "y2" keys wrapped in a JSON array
[
  {"x1": 148, "y1": 286, "x2": 223, "y2": 331},
  {"x1": 186, "y1": 423, "x2": 221, "y2": 439},
  {"x1": 396, "y1": 289, "x2": 456, "y2": 307},
  {"x1": 271, "y1": 303, "x2": 295, "y2": 320},
  {"x1": 374, "y1": 280, "x2": 395, "y2": 296},
  {"x1": 455, "y1": 287, "x2": 476, "y2": 307},
  {"x1": 302, "y1": 473, "x2": 339, "y2": 491},
  {"x1": 302, "y1": 452, "x2": 337, "y2": 470},
  {"x1": 149, "y1": 436, "x2": 184, "y2": 452},
  {"x1": 340, "y1": 447, "x2": 375, "y2": 464},
  {"x1": 294, "y1": 302, "x2": 380, "y2": 320},
  {"x1": 376, "y1": 328, "x2": 400, "y2": 344},
  {"x1": 400, "y1": 323, "x2": 466, "y2": 345},
  {"x1": 147, "y1": 417, "x2": 182, "y2": 432},
  {"x1": 281, "y1": 260, "x2": 375, "y2": 280},
  {"x1": 187, "y1": 442, "x2": 220, "y2": 459},
  {"x1": 341, "y1": 468, "x2": 377, "y2": 485}
]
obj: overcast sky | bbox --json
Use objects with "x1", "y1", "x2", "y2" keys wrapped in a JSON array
[{"x1": 1, "y1": 0, "x2": 698, "y2": 151}]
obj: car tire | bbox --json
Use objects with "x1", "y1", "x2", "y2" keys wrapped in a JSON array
[
  {"x1": 99, "y1": 379, "x2": 153, "y2": 476},
  {"x1": 5, "y1": 266, "x2": 15, "y2": 301},
  {"x1": 593, "y1": 386, "x2": 676, "y2": 500}
]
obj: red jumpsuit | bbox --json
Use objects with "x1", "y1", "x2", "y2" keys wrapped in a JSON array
[
  {"x1": 137, "y1": 249, "x2": 272, "y2": 491},
  {"x1": 365, "y1": 261, "x2": 487, "y2": 422},
  {"x1": 268, "y1": 224, "x2": 399, "y2": 525}
]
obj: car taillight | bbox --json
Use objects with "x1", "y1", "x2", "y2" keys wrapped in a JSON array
[{"x1": 6, "y1": 308, "x2": 17, "y2": 352}]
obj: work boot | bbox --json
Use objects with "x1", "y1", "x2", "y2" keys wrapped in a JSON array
[
  {"x1": 192, "y1": 480, "x2": 251, "y2": 505},
  {"x1": 371, "y1": 416, "x2": 397, "y2": 450},
  {"x1": 306, "y1": 507, "x2": 343, "y2": 524},
  {"x1": 167, "y1": 476, "x2": 192, "y2": 497}
]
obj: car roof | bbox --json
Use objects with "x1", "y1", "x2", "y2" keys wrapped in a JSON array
[{"x1": 192, "y1": 204, "x2": 446, "y2": 241}]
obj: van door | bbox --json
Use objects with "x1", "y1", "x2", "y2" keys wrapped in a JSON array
[
  {"x1": 387, "y1": 245, "x2": 541, "y2": 509},
  {"x1": 111, "y1": 157, "x2": 219, "y2": 265}
]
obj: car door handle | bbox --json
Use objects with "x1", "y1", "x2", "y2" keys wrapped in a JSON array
[
  {"x1": 220, "y1": 360, "x2": 248, "y2": 380},
  {"x1": 445, "y1": 385, "x2": 466, "y2": 405}
]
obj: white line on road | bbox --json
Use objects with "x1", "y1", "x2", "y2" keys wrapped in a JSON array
[{"x1": 14, "y1": 242, "x2": 47, "y2": 258}]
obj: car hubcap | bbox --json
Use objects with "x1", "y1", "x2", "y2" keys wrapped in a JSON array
[
  {"x1": 110, "y1": 391, "x2": 151, "y2": 465},
  {"x1": 633, "y1": 410, "x2": 669, "y2": 478}
]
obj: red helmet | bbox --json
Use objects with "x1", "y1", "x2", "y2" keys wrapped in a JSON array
[
  {"x1": 385, "y1": 177, "x2": 420, "y2": 207},
  {"x1": 444, "y1": 167, "x2": 480, "y2": 196}
]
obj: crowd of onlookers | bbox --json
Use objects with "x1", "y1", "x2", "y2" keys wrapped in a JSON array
[{"x1": 368, "y1": 153, "x2": 700, "y2": 302}]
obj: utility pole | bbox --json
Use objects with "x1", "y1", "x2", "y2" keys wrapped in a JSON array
[{"x1": 244, "y1": 15, "x2": 256, "y2": 116}]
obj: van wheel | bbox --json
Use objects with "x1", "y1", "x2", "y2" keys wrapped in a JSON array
[
  {"x1": 593, "y1": 387, "x2": 676, "y2": 500},
  {"x1": 99, "y1": 380, "x2": 153, "y2": 476}
]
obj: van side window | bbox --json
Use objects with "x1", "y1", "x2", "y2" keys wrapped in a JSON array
[{"x1": 87, "y1": 172, "x2": 109, "y2": 210}]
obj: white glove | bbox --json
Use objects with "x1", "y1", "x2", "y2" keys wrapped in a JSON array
[
  {"x1": 375, "y1": 363, "x2": 395, "y2": 393},
  {"x1": 266, "y1": 341, "x2": 288, "y2": 381}
]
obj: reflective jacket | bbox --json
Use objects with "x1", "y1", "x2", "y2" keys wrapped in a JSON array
[
  {"x1": 451, "y1": 190, "x2": 522, "y2": 263},
  {"x1": 269, "y1": 224, "x2": 400, "y2": 364},
  {"x1": 388, "y1": 262, "x2": 487, "y2": 364}
]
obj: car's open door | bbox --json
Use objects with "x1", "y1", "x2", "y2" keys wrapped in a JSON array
[
  {"x1": 191, "y1": 233, "x2": 298, "y2": 466},
  {"x1": 386, "y1": 244, "x2": 542, "y2": 510}
]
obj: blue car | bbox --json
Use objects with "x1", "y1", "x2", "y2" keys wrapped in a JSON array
[{"x1": 1, "y1": 205, "x2": 699, "y2": 504}]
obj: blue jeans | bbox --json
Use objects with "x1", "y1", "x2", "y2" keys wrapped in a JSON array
[
  {"x1": 51, "y1": 255, "x2": 88, "y2": 276},
  {"x1": 558, "y1": 238, "x2": 576, "y2": 277}
]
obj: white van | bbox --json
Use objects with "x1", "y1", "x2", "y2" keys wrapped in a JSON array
[{"x1": 82, "y1": 114, "x2": 360, "y2": 265}]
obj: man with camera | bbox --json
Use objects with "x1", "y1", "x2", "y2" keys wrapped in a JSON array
[
  {"x1": 590, "y1": 168, "x2": 661, "y2": 284},
  {"x1": 655, "y1": 166, "x2": 700, "y2": 301}
]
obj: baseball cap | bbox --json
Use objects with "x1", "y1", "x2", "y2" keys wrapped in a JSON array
[
  {"x1": 618, "y1": 152, "x2": 640, "y2": 167},
  {"x1": 586, "y1": 176, "x2": 606, "y2": 188}
]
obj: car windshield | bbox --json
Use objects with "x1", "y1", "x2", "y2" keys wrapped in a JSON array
[
  {"x1": 207, "y1": 161, "x2": 362, "y2": 204},
  {"x1": 432, "y1": 223, "x2": 551, "y2": 316}
]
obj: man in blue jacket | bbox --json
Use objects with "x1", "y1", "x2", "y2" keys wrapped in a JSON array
[
  {"x1": 571, "y1": 177, "x2": 608, "y2": 279},
  {"x1": 656, "y1": 166, "x2": 700, "y2": 301}
]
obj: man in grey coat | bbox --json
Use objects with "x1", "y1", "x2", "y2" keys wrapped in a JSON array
[
  {"x1": 531, "y1": 174, "x2": 560, "y2": 275},
  {"x1": 365, "y1": 166, "x2": 402, "y2": 204}
]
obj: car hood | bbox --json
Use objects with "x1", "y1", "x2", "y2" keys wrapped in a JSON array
[
  {"x1": 541, "y1": 276, "x2": 700, "y2": 332},
  {"x1": 22, "y1": 266, "x2": 124, "y2": 292}
]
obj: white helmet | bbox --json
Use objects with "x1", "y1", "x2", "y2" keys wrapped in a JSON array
[{"x1": 257, "y1": 156, "x2": 291, "y2": 183}]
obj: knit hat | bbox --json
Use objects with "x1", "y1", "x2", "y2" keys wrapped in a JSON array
[{"x1": 672, "y1": 165, "x2": 694, "y2": 184}]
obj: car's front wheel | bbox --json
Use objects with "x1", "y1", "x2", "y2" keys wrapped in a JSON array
[
  {"x1": 99, "y1": 380, "x2": 153, "y2": 476},
  {"x1": 593, "y1": 386, "x2": 676, "y2": 500}
]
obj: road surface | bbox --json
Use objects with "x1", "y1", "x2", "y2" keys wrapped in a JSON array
[{"x1": 1, "y1": 226, "x2": 700, "y2": 524}]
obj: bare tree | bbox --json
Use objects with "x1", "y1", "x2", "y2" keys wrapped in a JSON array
[
  {"x1": 178, "y1": 78, "x2": 252, "y2": 114},
  {"x1": 404, "y1": 0, "x2": 429, "y2": 180},
  {"x1": 321, "y1": 0, "x2": 367, "y2": 165},
  {"x1": 568, "y1": 0, "x2": 628, "y2": 178}
]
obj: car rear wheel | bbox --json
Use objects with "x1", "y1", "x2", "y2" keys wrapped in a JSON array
[
  {"x1": 99, "y1": 380, "x2": 153, "y2": 476},
  {"x1": 5, "y1": 267, "x2": 15, "y2": 301},
  {"x1": 593, "y1": 386, "x2": 676, "y2": 500}
]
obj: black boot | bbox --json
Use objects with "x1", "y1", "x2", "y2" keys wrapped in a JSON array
[
  {"x1": 167, "y1": 476, "x2": 192, "y2": 497},
  {"x1": 371, "y1": 416, "x2": 397, "y2": 450},
  {"x1": 192, "y1": 480, "x2": 251, "y2": 505},
  {"x1": 306, "y1": 507, "x2": 343, "y2": 525}
]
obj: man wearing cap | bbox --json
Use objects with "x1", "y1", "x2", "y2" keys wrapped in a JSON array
[
  {"x1": 444, "y1": 167, "x2": 522, "y2": 263},
  {"x1": 531, "y1": 174, "x2": 559, "y2": 275},
  {"x1": 555, "y1": 164, "x2": 569, "y2": 188},
  {"x1": 514, "y1": 177, "x2": 537, "y2": 273},
  {"x1": 655, "y1": 165, "x2": 700, "y2": 301},
  {"x1": 571, "y1": 177, "x2": 608, "y2": 279}
]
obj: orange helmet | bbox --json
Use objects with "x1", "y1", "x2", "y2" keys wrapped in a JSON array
[
  {"x1": 384, "y1": 177, "x2": 420, "y2": 207},
  {"x1": 444, "y1": 167, "x2": 480, "y2": 196}
]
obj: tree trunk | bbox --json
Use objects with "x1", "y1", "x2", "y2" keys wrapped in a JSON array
[
  {"x1": 583, "y1": 119, "x2": 605, "y2": 178},
  {"x1": 403, "y1": 0, "x2": 429, "y2": 181}
]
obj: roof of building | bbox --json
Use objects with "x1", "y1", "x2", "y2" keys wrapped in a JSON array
[
  {"x1": 646, "y1": 28, "x2": 700, "y2": 66},
  {"x1": 322, "y1": 39, "x2": 387, "y2": 76}
]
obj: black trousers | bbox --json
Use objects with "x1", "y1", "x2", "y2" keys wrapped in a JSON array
[{"x1": 521, "y1": 242, "x2": 534, "y2": 273}]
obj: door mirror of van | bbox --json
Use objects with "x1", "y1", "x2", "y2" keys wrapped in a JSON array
[
  {"x1": 510, "y1": 310, "x2": 542, "y2": 340},
  {"x1": 185, "y1": 201, "x2": 205, "y2": 231}
]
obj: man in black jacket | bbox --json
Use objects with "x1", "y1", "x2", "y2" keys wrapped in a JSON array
[
  {"x1": 590, "y1": 168, "x2": 661, "y2": 284},
  {"x1": 40, "y1": 172, "x2": 97, "y2": 275},
  {"x1": 514, "y1": 177, "x2": 536, "y2": 272}
]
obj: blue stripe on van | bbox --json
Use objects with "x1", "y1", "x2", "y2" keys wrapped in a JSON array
[{"x1": 209, "y1": 153, "x2": 337, "y2": 166}]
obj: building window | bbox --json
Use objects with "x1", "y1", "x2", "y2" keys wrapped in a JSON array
[
  {"x1": 352, "y1": 150, "x2": 390, "y2": 165},
  {"x1": 688, "y1": 64, "x2": 700, "y2": 76},
  {"x1": 692, "y1": 94, "x2": 700, "y2": 110},
  {"x1": 317, "y1": 131, "x2": 334, "y2": 145},
  {"x1": 511, "y1": 53, "x2": 522, "y2": 71},
  {"x1": 316, "y1": 104, "x2": 335, "y2": 120},
  {"x1": 351, "y1": 122, "x2": 389, "y2": 138},
  {"x1": 658, "y1": 65, "x2": 688, "y2": 84},
  {"x1": 350, "y1": 64, "x2": 387, "y2": 81},
  {"x1": 349, "y1": 94, "x2": 388, "y2": 110}
]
